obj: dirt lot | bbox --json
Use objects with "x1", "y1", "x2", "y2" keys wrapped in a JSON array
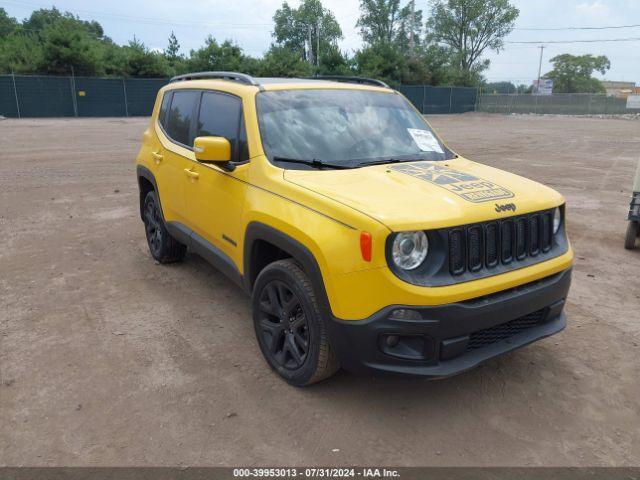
[{"x1": 1, "y1": 113, "x2": 639, "y2": 467}]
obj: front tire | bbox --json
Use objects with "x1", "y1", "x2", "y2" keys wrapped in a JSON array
[
  {"x1": 625, "y1": 221, "x2": 639, "y2": 250},
  {"x1": 252, "y1": 259, "x2": 340, "y2": 386},
  {"x1": 143, "y1": 190, "x2": 187, "y2": 263}
]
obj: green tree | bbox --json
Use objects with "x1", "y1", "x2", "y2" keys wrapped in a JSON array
[
  {"x1": 187, "y1": 36, "x2": 256, "y2": 74},
  {"x1": 426, "y1": 0, "x2": 519, "y2": 86},
  {"x1": 0, "y1": 31, "x2": 44, "y2": 73},
  {"x1": 403, "y1": 45, "x2": 453, "y2": 85},
  {"x1": 354, "y1": 42, "x2": 405, "y2": 86},
  {"x1": 122, "y1": 37, "x2": 169, "y2": 77},
  {"x1": 164, "y1": 31, "x2": 185, "y2": 75},
  {"x1": 258, "y1": 45, "x2": 313, "y2": 77},
  {"x1": 357, "y1": 0, "x2": 401, "y2": 46},
  {"x1": 319, "y1": 45, "x2": 352, "y2": 75},
  {"x1": 0, "y1": 8, "x2": 18, "y2": 39},
  {"x1": 39, "y1": 16, "x2": 101, "y2": 75},
  {"x1": 273, "y1": 0, "x2": 343, "y2": 66},
  {"x1": 165, "y1": 31, "x2": 180, "y2": 60},
  {"x1": 544, "y1": 54, "x2": 610, "y2": 93},
  {"x1": 396, "y1": 1, "x2": 424, "y2": 55},
  {"x1": 355, "y1": 0, "x2": 451, "y2": 86},
  {"x1": 99, "y1": 39, "x2": 127, "y2": 76},
  {"x1": 23, "y1": 8, "x2": 104, "y2": 40}
]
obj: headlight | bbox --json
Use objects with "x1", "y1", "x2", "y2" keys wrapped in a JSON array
[
  {"x1": 391, "y1": 231, "x2": 428, "y2": 270},
  {"x1": 553, "y1": 207, "x2": 562, "y2": 234}
]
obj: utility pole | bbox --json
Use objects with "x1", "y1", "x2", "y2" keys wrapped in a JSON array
[
  {"x1": 316, "y1": 18, "x2": 320, "y2": 67},
  {"x1": 308, "y1": 24, "x2": 313, "y2": 65},
  {"x1": 536, "y1": 45, "x2": 545, "y2": 94},
  {"x1": 409, "y1": 0, "x2": 416, "y2": 51}
]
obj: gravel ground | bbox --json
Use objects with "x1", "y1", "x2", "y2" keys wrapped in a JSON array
[{"x1": 1, "y1": 113, "x2": 639, "y2": 467}]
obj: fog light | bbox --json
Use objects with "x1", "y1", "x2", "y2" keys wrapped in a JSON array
[
  {"x1": 385, "y1": 335, "x2": 400, "y2": 347},
  {"x1": 379, "y1": 334, "x2": 435, "y2": 361},
  {"x1": 389, "y1": 309, "x2": 422, "y2": 321}
]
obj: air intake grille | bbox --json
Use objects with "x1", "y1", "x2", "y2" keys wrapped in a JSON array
[
  {"x1": 448, "y1": 210, "x2": 555, "y2": 276},
  {"x1": 466, "y1": 309, "x2": 547, "y2": 351}
]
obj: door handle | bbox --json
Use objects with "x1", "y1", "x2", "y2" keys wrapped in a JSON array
[
  {"x1": 151, "y1": 151, "x2": 163, "y2": 164},
  {"x1": 184, "y1": 168, "x2": 200, "y2": 180}
]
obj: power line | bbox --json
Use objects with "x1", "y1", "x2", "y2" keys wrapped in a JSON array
[
  {"x1": 2, "y1": 0, "x2": 273, "y2": 28},
  {"x1": 515, "y1": 23, "x2": 640, "y2": 31},
  {"x1": 507, "y1": 37, "x2": 640, "y2": 44}
]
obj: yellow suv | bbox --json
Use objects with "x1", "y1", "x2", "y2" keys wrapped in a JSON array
[{"x1": 136, "y1": 72, "x2": 573, "y2": 386}]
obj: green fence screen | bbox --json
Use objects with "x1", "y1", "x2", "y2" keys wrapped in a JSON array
[
  {"x1": 7, "y1": 77, "x2": 637, "y2": 118},
  {"x1": 0, "y1": 74, "x2": 170, "y2": 118},
  {"x1": 397, "y1": 85, "x2": 478, "y2": 114},
  {"x1": 1, "y1": 75, "x2": 483, "y2": 118}
]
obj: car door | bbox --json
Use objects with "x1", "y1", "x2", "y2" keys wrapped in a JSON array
[
  {"x1": 183, "y1": 90, "x2": 249, "y2": 266},
  {"x1": 155, "y1": 89, "x2": 200, "y2": 224}
]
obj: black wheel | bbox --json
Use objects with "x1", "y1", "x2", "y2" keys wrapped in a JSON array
[
  {"x1": 625, "y1": 221, "x2": 639, "y2": 250},
  {"x1": 143, "y1": 190, "x2": 187, "y2": 263},
  {"x1": 252, "y1": 259, "x2": 339, "y2": 386}
]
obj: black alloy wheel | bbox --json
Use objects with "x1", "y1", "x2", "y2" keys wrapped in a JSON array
[
  {"x1": 251, "y1": 259, "x2": 339, "y2": 386},
  {"x1": 144, "y1": 196, "x2": 163, "y2": 257},
  {"x1": 142, "y1": 190, "x2": 186, "y2": 263},
  {"x1": 257, "y1": 280, "x2": 310, "y2": 370}
]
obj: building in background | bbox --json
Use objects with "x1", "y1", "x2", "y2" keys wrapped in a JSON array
[{"x1": 601, "y1": 80, "x2": 636, "y2": 98}]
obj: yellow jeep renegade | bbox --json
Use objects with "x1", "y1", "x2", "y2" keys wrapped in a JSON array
[{"x1": 136, "y1": 72, "x2": 573, "y2": 386}]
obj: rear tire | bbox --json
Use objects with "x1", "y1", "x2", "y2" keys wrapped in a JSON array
[
  {"x1": 252, "y1": 259, "x2": 340, "y2": 386},
  {"x1": 143, "y1": 190, "x2": 187, "y2": 263},
  {"x1": 625, "y1": 221, "x2": 639, "y2": 250}
]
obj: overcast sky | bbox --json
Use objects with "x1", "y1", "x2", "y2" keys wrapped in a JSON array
[{"x1": 3, "y1": 0, "x2": 639, "y2": 85}]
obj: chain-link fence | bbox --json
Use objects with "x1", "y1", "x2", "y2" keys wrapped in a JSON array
[
  {"x1": 398, "y1": 85, "x2": 478, "y2": 114},
  {"x1": 0, "y1": 74, "x2": 169, "y2": 118},
  {"x1": 477, "y1": 93, "x2": 639, "y2": 115}
]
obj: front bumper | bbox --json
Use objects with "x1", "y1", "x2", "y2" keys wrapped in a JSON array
[{"x1": 325, "y1": 268, "x2": 572, "y2": 378}]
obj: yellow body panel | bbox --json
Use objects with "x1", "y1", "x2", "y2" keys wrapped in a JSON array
[{"x1": 136, "y1": 79, "x2": 573, "y2": 321}]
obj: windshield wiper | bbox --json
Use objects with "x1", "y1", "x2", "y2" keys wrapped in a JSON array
[
  {"x1": 273, "y1": 156, "x2": 352, "y2": 170},
  {"x1": 358, "y1": 157, "x2": 426, "y2": 167}
]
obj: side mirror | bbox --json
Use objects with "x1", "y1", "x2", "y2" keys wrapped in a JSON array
[{"x1": 194, "y1": 136, "x2": 234, "y2": 171}]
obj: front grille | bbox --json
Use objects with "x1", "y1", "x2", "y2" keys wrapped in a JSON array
[
  {"x1": 466, "y1": 309, "x2": 547, "y2": 351},
  {"x1": 448, "y1": 210, "x2": 555, "y2": 276}
]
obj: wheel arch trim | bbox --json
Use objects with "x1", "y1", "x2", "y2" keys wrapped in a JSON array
[
  {"x1": 136, "y1": 165, "x2": 164, "y2": 222},
  {"x1": 243, "y1": 222, "x2": 334, "y2": 318}
]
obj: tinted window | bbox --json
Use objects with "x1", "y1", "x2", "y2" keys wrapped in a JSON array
[
  {"x1": 166, "y1": 90, "x2": 199, "y2": 146},
  {"x1": 257, "y1": 89, "x2": 454, "y2": 169},
  {"x1": 197, "y1": 92, "x2": 244, "y2": 161},
  {"x1": 158, "y1": 91, "x2": 172, "y2": 127}
]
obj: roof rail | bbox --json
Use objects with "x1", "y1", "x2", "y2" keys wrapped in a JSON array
[
  {"x1": 169, "y1": 71, "x2": 259, "y2": 86},
  {"x1": 309, "y1": 75, "x2": 390, "y2": 89}
]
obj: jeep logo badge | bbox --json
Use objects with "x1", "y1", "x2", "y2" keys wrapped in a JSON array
[{"x1": 495, "y1": 203, "x2": 517, "y2": 213}]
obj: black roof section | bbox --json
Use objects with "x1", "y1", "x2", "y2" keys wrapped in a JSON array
[
  {"x1": 169, "y1": 71, "x2": 390, "y2": 89},
  {"x1": 307, "y1": 75, "x2": 390, "y2": 88}
]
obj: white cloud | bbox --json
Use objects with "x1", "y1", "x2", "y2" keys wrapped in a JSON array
[{"x1": 575, "y1": 1, "x2": 611, "y2": 18}]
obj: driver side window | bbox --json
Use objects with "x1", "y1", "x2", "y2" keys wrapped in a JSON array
[{"x1": 197, "y1": 91, "x2": 248, "y2": 163}]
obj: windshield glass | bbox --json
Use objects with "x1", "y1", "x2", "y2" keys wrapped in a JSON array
[{"x1": 256, "y1": 89, "x2": 455, "y2": 169}]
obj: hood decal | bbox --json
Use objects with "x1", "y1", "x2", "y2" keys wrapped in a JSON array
[{"x1": 389, "y1": 163, "x2": 515, "y2": 204}]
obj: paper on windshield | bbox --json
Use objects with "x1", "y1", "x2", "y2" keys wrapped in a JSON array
[{"x1": 408, "y1": 129, "x2": 444, "y2": 154}]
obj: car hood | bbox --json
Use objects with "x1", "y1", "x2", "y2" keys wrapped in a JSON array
[{"x1": 284, "y1": 158, "x2": 564, "y2": 231}]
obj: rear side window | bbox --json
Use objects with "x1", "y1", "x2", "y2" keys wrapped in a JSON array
[
  {"x1": 197, "y1": 92, "x2": 246, "y2": 161},
  {"x1": 158, "y1": 91, "x2": 172, "y2": 127},
  {"x1": 165, "y1": 90, "x2": 199, "y2": 147}
]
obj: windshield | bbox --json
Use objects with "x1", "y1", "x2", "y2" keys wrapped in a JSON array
[{"x1": 256, "y1": 89, "x2": 455, "y2": 169}]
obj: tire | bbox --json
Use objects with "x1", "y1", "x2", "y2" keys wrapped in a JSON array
[
  {"x1": 624, "y1": 221, "x2": 639, "y2": 250},
  {"x1": 143, "y1": 190, "x2": 187, "y2": 263},
  {"x1": 252, "y1": 259, "x2": 340, "y2": 386}
]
